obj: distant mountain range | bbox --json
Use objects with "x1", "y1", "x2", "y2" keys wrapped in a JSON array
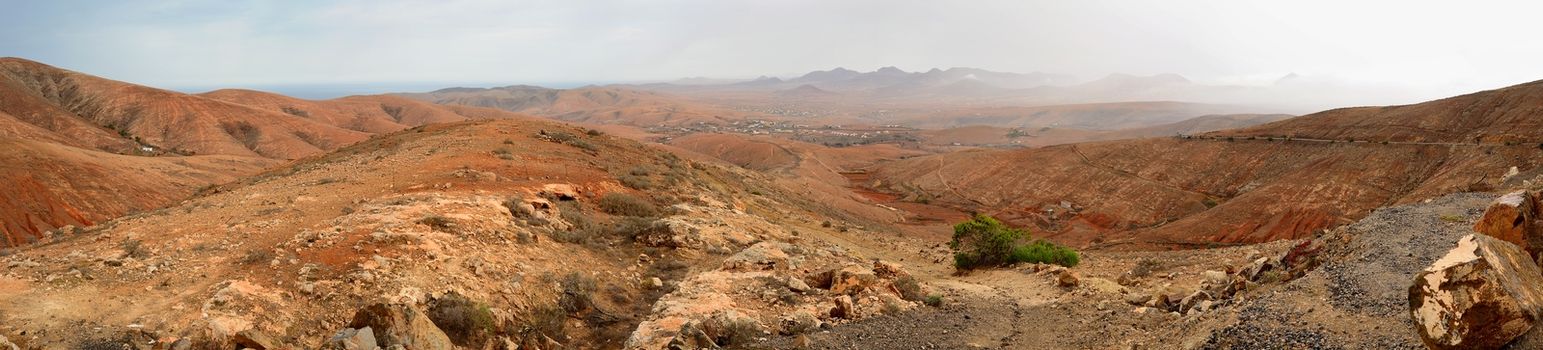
[{"x1": 625, "y1": 67, "x2": 1425, "y2": 112}]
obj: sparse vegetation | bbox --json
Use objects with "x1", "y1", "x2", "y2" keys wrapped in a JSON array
[
  {"x1": 893, "y1": 275, "x2": 925, "y2": 301},
  {"x1": 503, "y1": 196, "x2": 550, "y2": 225},
  {"x1": 559, "y1": 272, "x2": 598, "y2": 314},
  {"x1": 539, "y1": 130, "x2": 599, "y2": 152},
  {"x1": 520, "y1": 303, "x2": 567, "y2": 343},
  {"x1": 1128, "y1": 258, "x2": 1161, "y2": 277},
  {"x1": 120, "y1": 239, "x2": 148, "y2": 259},
  {"x1": 280, "y1": 106, "x2": 309, "y2": 117},
  {"x1": 598, "y1": 193, "x2": 660, "y2": 217},
  {"x1": 428, "y1": 292, "x2": 497, "y2": 345},
  {"x1": 924, "y1": 294, "x2": 944, "y2": 307},
  {"x1": 494, "y1": 148, "x2": 515, "y2": 160},
  {"x1": 1202, "y1": 197, "x2": 1219, "y2": 208},
  {"x1": 949, "y1": 214, "x2": 1079, "y2": 270},
  {"x1": 418, "y1": 215, "x2": 455, "y2": 231},
  {"x1": 1439, "y1": 214, "x2": 1465, "y2": 223},
  {"x1": 238, "y1": 249, "x2": 271, "y2": 265},
  {"x1": 221, "y1": 121, "x2": 262, "y2": 149},
  {"x1": 618, "y1": 174, "x2": 655, "y2": 189}
]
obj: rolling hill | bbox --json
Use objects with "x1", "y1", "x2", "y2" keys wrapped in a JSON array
[
  {"x1": 866, "y1": 80, "x2": 1543, "y2": 248},
  {"x1": 0, "y1": 58, "x2": 532, "y2": 247}
]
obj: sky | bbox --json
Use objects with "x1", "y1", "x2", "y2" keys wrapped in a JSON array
[{"x1": 4, "y1": 0, "x2": 1543, "y2": 101}]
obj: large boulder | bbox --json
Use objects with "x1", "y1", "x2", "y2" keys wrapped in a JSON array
[
  {"x1": 1473, "y1": 190, "x2": 1543, "y2": 261},
  {"x1": 348, "y1": 303, "x2": 454, "y2": 350},
  {"x1": 1409, "y1": 234, "x2": 1543, "y2": 349},
  {"x1": 823, "y1": 265, "x2": 878, "y2": 295}
]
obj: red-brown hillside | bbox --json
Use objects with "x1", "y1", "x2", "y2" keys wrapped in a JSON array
[
  {"x1": 869, "y1": 81, "x2": 1543, "y2": 248},
  {"x1": 1217, "y1": 79, "x2": 1543, "y2": 143},
  {"x1": 0, "y1": 58, "x2": 536, "y2": 247}
]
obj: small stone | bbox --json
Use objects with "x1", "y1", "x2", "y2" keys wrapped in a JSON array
[
  {"x1": 786, "y1": 276, "x2": 811, "y2": 293},
  {"x1": 1057, "y1": 270, "x2": 1080, "y2": 288},
  {"x1": 1124, "y1": 293, "x2": 1151, "y2": 306},
  {"x1": 1202, "y1": 270, "x2": 1228, "y2": 285},
  {"x1": 832, "y1": 295, "x2": 856, "y2": 319}
]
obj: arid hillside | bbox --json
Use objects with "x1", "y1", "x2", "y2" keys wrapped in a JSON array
[
  {"x1": 867, "y1": 81, "x2": 1543, "y2": 248},
  {"x1": 0, "y1": 58, "x2": 367, "y2": 159},
  {"x1": 0, "y1": 58, "x2": 533, "y2": 247},
  {"x1": 0, "y1": 118, "x2": 927, "y2": 349},
  {"x1": 0, "y1": 138, "x2": 274, "y2": 247},
  {"x1": 1217, "y1": 79, "x2": 1543, "y2": 143}
]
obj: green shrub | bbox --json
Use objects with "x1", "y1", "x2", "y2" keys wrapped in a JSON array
[
  {"x1": 949, "y1": 214, "x2": 1079, "y2": 270},
  {"x1": 949, "y1": 214, "x2": 1023, "y2": 267},
  {"x1": 428, "y1": 293, "x2": 497, "y2": 345},
  {"x1": 1009, "y1": 240, "x2": 1080, "y2": 267},
  {"x1": 924, "y1": 294, "x2": 943, "y2": 307},
  {"x1": 598, "y1": 193, "x2": 659, "y2": 217}
]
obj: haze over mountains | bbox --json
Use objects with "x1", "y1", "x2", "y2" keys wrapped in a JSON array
[{"x1": 617, "y1": 66, "x2": 1421, "y2": 112}]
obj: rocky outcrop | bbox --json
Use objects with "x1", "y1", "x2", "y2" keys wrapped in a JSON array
[
  {"x1": 1473, "y1": 190, "x2": 1543, "y2": 261},
  {"x1": 348, "y1": 304, "x2": 453, "y2": 350},
  {"x1": 1409, "y1": 234, "x2": 1543, "y2": 349}
]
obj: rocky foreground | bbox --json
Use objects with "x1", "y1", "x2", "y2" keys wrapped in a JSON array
[{"x1": 744, "y1": 192, "x2": 1499, "y2": 349}]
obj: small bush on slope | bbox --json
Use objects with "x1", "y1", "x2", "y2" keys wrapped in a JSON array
[
  {"x1": 598, "y1": 193, "x2": 659, "y2": 217},
  {"x1": 428, "y1": 292, "x2": 497, "y2": 345}
]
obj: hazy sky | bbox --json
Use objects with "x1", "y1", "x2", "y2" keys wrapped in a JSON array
[{"x1": 5, "y1": 0, "x2": 1543, "y2": 99}]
